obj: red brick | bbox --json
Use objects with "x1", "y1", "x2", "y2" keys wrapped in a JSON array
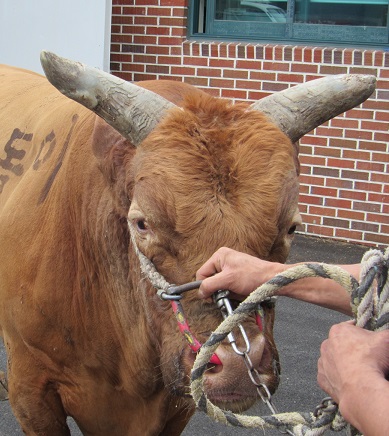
[
  {"x1": 183, "y1": 77, "x2": 208, "y2": 87},
  {"x1": 325, "y1": 178, "x2": 353, "y2": 189},
  {"x1": 236, "y1": 60, "x2": 262, "y2": 70},
  {"x1": 183, "y1": 56, "x2": 208, "y2": 66},
  {"x1": 263, "y1": 61, "x2": 290, "y2": 71},
  {"x1": 172, "y1": 7, "x2": 186, "y2": 17},
  {"x1": 358, "y1": 141, "x2": 387, "y2": 152},
  {"x1": 354, "y1": 181, "x2": 384, "y2": 192},
  {"x1": 158, "y1": 36, "x2": 184, "y2": 45},
  {"x1": 345, "y1": 129, "x2": 373, "y2": 140},
  {"x1": 364, "y1": 232, "x2": 389, "y2": 246},
  {"x1": 353, "y1": 201, "x2": 381, "y2": 213},
  {"x1": 223, "y1": 69, "x2": 249, "y2": 79},
  {"x1": 319, "y1": 65, "x2": 348, "y2": 75},
  {"x1": 277, "y1": 73, "x2": 304, "y2": 83},
  {"x1": 301, "y1": 214, "x2": 323, "y2": 224},
  {"x1": 247, "y1": 91, "x2": 271, "y2": 101},
  {"x1": 299, "y1": 175, "x2": 325, "y2": 186},
  {"x1": 197, "y1": 68, "x2": 221, "y2": 78},
  {"x1": 123, "y1": 7, "x2": 146, "y2": 16},
  {"x1": 210, "y1": 78, "x2": 234, "y2": 88},
  {"x1": 335, "y1": 228, "x2": 363, "y2": 241},
  {"x1": 133, "y1": 73, "x2": 158, "y2": 81},
  {"x1": 352, "y1": 221, "x2": 379, "y2": 232},
  {"x1": 133, "y1": 35, "x2": 157, "y2": 45},
  {"x1": 148, "y1": 6, "x2": 172, "y2": 15},
  {"x1": 356, "y1": 161, "x2": 385, "y2": 172},
  {"x1": 299, "y1": 155, "x2": 326, "y2": 166},
  {"x1": 171, "y1": 27, "x2": 186, "y2": 37},
  {"x1": 362, "y1": 120, "x2": 389, "y2": 131},
  {"x1": 222, "y1": 89, "x2": 248, "y2": 100},
  {"x1": 375, "y1": 111, "x2": 389, "y2": 122},
  {"x1": 250, "y1": 71, "x2": 276, "y2": 81},
  {"x1": 122, "y1": 63, "x2": 144, "y2": 72},
  {"x1": 309, "y1": 206, "x2": 336, "y2": 217},
  {"x1": 330, "y1": 118, "x2": 359, "y2": 129},
  {"x1": 374, "y1": 132, "x2": 389, "y2": 142},
  {"x1": 371, "y1": 172, "x2": 389, "y2": 184},
  {"x1": 315, "y1": 146, "x2": 341, "y2": 157},
  {"x1": 339, "y1": 190, "x2": 367, "y2": 201},
  {"x1": 307, "y1": 225, "x2": 334, "y2": 237},
  {"x1": 263, "y1": 82, "x2": 289, "y2": 92},
  {"x1": 315, "y1": 126, "x2": 344, "y2": 137},
  {"x1": 236, "y1": 80, "x2": 261, "y2": 90},
  {"x1": 133, "y1": 54, "x2": 157, "y2": 64},
  {"x1": 146, "y1": 64, "x2": 170, "y2": 74},
  {"x1": 301, "y1": 135, "x2": 328, "y2": 146},
  {"x1": 209, "y1": 59, "x2": 235, "y2": 69},
  {"x1": 171, "y1": 66, "x2": 196, "y2": 76},
  {"x1": 367, "y1": 213, "x2": 389, "y2": 224},
  {"x1": 159, "y1": 17, "x2": 185, "y2": 26},
  {"x1": 337, "y1": 209, "x2": 365, "y2": 221},
  {"x1": 291, "y1": 64, "x2": 319, "y2": 74},
  {"x1": 157, "y1": 55, "x2": 181, "y2": 65},
  {"x1": 134, "y1": 16, "x2": 157, "y2": 25},
  {"x1": 311, "y1": 186, "x2": 338, "y2": 197},
  {"x1": 325, "y1": 198, "x2": 352, "y2": 209},
  {"x1": 368, "y1": 192, "x2": 389, "y2": 204},
  {"x1": 299, "y1": 194, "x2": 324, "y2": 205},
  {"x1": 323, "y1": 217, "x2": 350, "y2": 229},
  {"x1": 136, "y1": 0, "x2": 158, "y2": 5}
]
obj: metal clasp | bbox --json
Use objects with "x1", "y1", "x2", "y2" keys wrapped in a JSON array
[{"x1": 213, "y1": 290, "x2": 251, "y2": 355}]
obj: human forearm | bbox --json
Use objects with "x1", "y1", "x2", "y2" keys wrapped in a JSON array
[
  {"x1": 318, "y1": 324, "x2": 389, "y2": 436},
  {"x1": 276, "y1": 263, "x2": 357, "y2": 316},
  {"x1": 339, "y1": 374, "x2": 389, "y2": 435},
  {"x1": 197, "y1": 248, "x2": 359, "y2": 314}
]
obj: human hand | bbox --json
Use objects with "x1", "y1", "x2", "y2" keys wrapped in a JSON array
[
  {"x1": 318, "y1": 321, "x2": 389, "y2": 404},
  {"x1": 196, "y1": 247, "x2": 285, "y2": 300}
]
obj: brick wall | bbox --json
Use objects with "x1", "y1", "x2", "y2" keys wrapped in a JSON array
[{"x1": 111, "y1": 0, "x2": 389, "y2": 248}]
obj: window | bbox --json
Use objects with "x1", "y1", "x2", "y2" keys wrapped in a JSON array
[{"x1": 189, "y1": 0, "x2": 389, "y2": 47}]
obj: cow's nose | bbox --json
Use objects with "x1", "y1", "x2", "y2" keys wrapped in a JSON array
[{"x1": 205, "y1": 332, "x2": 266, "y2": 375}]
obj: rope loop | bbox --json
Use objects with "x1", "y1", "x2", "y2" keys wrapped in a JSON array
[{"x1": 190, "y1": 248, "x2": 389, "y2": 436}]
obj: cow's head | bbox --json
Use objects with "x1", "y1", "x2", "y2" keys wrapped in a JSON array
[{"x1": 41, "y1": 52, "x2": 375, "y2": 413}]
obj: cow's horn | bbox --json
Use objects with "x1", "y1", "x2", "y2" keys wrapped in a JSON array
[
  {"x1": 251, "y1": 74, "x2": 376, "y2": 143},
  {"x1": 40, "y1": 51, "x2": 177, "y2": 146}
]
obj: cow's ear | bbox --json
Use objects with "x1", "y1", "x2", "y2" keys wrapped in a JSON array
[
  {"x1": 92, "y1": 117, "x2": 135, "y2": 209},
  {"x1": 92, "y1": 117, "x2": 135, "y2": 161}
]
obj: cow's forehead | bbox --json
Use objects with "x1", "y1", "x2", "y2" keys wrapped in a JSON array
[{"x1": 132, "y1": 99, "x2": 297, "y2": 190}]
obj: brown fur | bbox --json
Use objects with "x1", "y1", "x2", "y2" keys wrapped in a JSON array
[{"x1": 0, "y1": 66, "x2": 300, "y2": 435}]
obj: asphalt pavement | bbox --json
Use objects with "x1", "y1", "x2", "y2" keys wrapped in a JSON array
[{"x1": 0, "y1": 234, "x2": 369, "y2": 435}]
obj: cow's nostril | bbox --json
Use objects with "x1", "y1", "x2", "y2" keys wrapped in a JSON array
[{"x1": 206, "y1": 362, "x2": 223, "y2": 374}]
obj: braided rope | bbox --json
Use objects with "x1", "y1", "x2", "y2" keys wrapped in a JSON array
[
  {"x1": 129, "y1": 231, "x2": 388, "y2": 435},
  {"x1": 129, "y1": 227, "x2": 171, "y2": 291},
  {"x1": 190, "y1": 249, "x2": 389, "y2": 435}
]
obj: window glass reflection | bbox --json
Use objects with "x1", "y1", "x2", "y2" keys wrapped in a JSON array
[{"x1": 295, "y1": 0, "x2": 388, "y2": 26}]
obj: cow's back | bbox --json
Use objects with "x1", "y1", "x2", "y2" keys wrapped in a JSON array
[
  {"x1": 0, "y1": 65, "x2": 95, "y2": 211},
  {"x1": 0, "y1": 66, "x2": 98, "y2": 337}
]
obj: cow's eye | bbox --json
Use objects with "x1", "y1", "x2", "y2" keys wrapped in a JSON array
[
  {"x1": 136, "y1": 219, "x2": 148, "y2": 232},
  {"x1": 288, "y1": 225, "x2": 297, "y2": 235}
]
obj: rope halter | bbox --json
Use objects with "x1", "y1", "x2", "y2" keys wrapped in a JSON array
[{"x1": 190, "y1": 248, "x2": 389, "y2": 436}]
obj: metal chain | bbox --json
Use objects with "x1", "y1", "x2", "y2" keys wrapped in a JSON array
[{"x1": 214, "y1": 290, "x2": 294, "y2": 435}]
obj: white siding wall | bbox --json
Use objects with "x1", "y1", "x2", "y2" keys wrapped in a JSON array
[{"x1": 0, "y1": 0, "x2": 112, "y2": 73}]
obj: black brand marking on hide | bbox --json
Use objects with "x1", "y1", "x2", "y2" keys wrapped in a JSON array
[
  {"x1": 38, "y1": 114, "x2": 79, "y2": 205},
  {"x1": 0, "y1": 129, "x2": 33, "y2": 192},
  {"x1": 0, "y1": 175, "x2": 10, "y2": 194},
  {"x1": 33, "y1": 130, "x2": 56, "y2": 171}
]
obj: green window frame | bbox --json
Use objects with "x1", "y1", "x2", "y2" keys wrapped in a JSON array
[{"x1": 188, "y1": 0, "x2": 389, "y2": 48}]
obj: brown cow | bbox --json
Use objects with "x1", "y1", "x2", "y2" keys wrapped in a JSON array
[{"x1": 0, "y1": 52, "x2": 375, "y2": 435}]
